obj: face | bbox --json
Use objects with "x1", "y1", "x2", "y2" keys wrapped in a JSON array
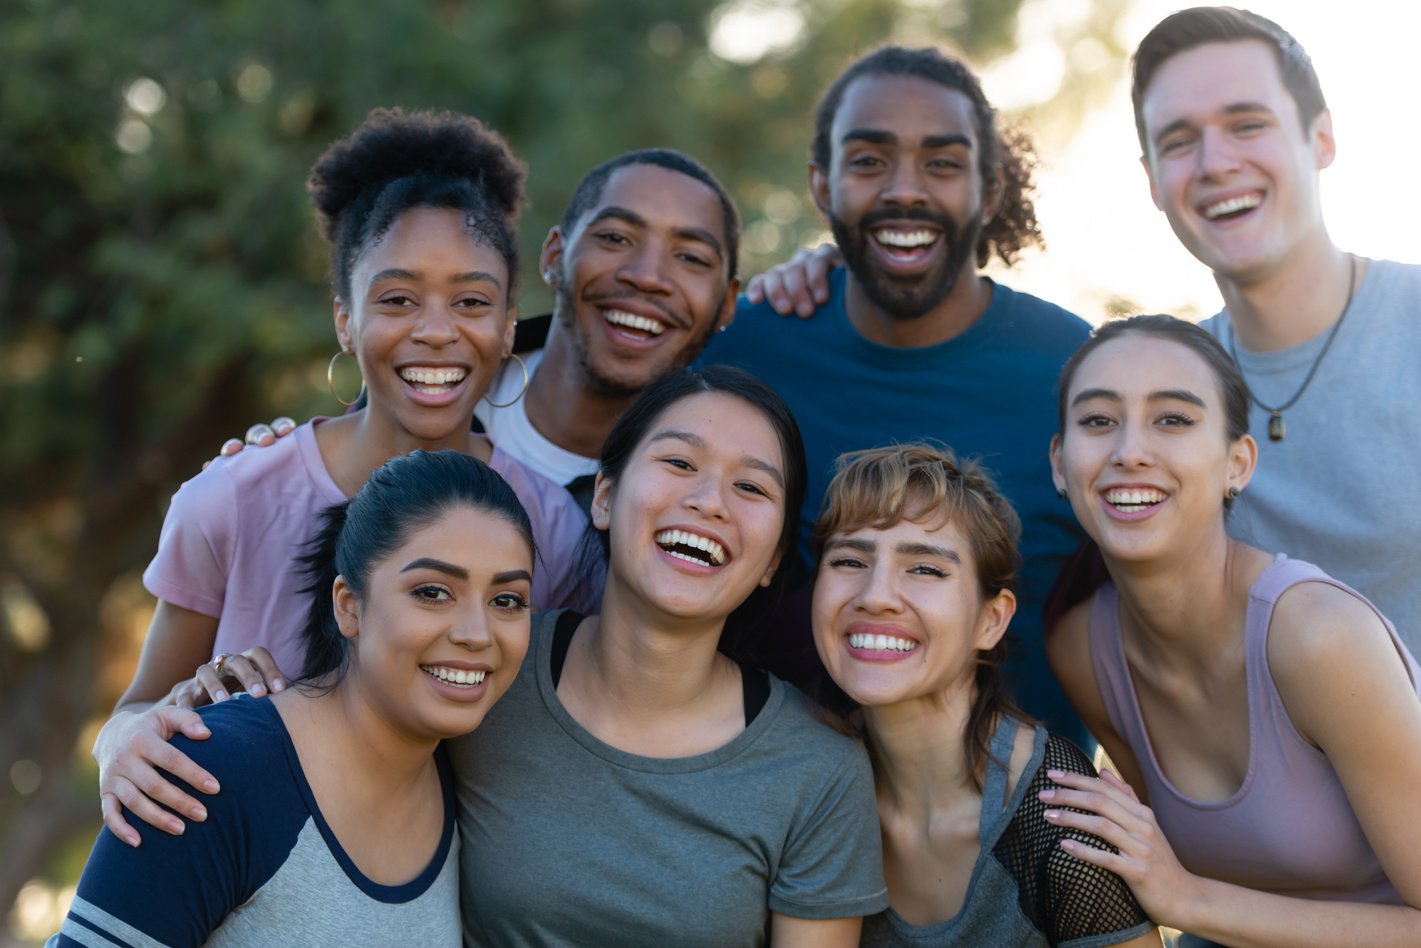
[
  {"x1": 336, "y1": 206, "x2": 515, "y2": 445},
  {"x1": 592, "y1": 391, "x2": 786, "y2": 623},
  {"x1": 1140, "y1": 40, "x2": 1334, "y2": 285},
  {"x1": 812, "y1": 74, "x2": 998, "y2": 319},
  {"x1": 543, "y1": 165, "x2": 737, "y2": 398},
  {"x1": 333, "y1": 504, "x2": 533, "y2": 741},
  {"x1": 1050, "y1": 333, "x2": 1256, "y2": 563},
  {"x1": 813, "y1": 515, "x2": 1013, "y2": 708}
]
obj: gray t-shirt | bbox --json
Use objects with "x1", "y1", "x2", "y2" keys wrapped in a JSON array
[
  {"x1": 450, "y1": 610, "x2": 888, "y2": 947},
  {"x1": 1203, "y1": 258, "x2": 1421, "y2": 654}
]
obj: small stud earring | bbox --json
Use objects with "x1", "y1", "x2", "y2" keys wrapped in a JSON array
[
  {"x1": 1056, "y1": 488, "x2": 1067, "y2": 500},
  {"x1": 1227, "y1": 486, "x2": 1241, "y2": 500}
]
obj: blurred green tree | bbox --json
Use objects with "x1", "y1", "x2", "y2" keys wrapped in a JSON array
[{"x1": 0, "y1": 0, "x2": 1125, "y2": 931}]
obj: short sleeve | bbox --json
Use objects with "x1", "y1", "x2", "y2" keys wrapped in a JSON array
[
  {"x1": 995, "y1": 735, "x2": 1155, "y2": 948},
  {"x1": 142, "y1": 465, "x2": 239, "y2": 617},
  {"x1": 768, "y1": 740, "x2": 889, "y2": 919},
  {"x1": 53, "y1": 700, "x2": 304, "y2": 947}
]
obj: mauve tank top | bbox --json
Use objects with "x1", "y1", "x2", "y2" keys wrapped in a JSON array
[{"x1": 1089, "y1": 554, "x2": 1418, "y2": 903}]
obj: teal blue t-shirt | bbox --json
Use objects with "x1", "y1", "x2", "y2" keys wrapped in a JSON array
[{"x1": 700, "y1": 268, "x2": 1090, "y2": 744}]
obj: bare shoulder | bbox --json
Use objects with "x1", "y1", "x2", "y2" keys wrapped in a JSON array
[
  {"x1": 1046, "y1": 599, "x2": 1098, "y2": 702},
  {"x1": 1268, "y1": 579, "x2": 1416, "y2": 744}
]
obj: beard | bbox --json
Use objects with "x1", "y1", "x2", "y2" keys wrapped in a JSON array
[
  {"x1": 829, "y1": 206, "x2": 982, "y2": 320},
  {"x1": 554, "y1": 276, "x2": 724, "y2": 399}
]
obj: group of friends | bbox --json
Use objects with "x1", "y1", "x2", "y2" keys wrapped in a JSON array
[{"x1": 50, "y1": 6, "x2": 1421, "y2": 947}]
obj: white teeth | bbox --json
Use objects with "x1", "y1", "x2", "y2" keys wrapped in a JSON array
[
  {"x1": 1203, "y1": 194, "x2": 1261, "y2": 219},
  {"x1": 604, "y1": 309, "x2": 666, "y2": 336},
  {"x1": 872, "y1": 229, "x2": 936, "y2": 248},
  {"x1": 421, "y1": 665, "x2": 486, "y2": 687},
  {"x1": 1104, "y1": 488, "x2": 1166, "y2": 511},
  {"x1": 654, "y1": 529, "x2": 726, "y2": 566},
  {"x1": 400, "y1": 367, "x2": 467, "y2": 387},
  {"x1": 847, "y1": 633, "x2": 919, "y2": 653}
]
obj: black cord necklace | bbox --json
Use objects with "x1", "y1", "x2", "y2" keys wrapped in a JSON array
[{"x1": 1229, "y1": 254, "x2": 1357, "y2": 443}]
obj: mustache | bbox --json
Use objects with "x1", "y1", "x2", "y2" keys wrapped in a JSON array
[{"x1": 857, "y1": 207, "x2": 959, "y2": 235}]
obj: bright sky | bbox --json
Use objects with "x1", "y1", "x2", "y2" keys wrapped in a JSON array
[{"x1": 990, "y1": 0, "x2": 1421, "y2": 322}]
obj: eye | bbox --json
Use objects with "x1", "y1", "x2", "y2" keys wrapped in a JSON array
[
  {"x1": 1233, "y1": 119, "x2": 1267, "y2": 135},
  {"x1": 676, "y1": 250, "x2": 713, "y2": 269},
  {"x1": 846, "y1": 153, "x2": 883, "y2": 170},
  {"x1": 926, "y1": 156, "x2": 965, "y2": 172},
  {"x1": 595, "y1": 230, "x2": 631, "y2": 247},
  {"x1": 660, "y1": 456, "x2": 694, "y2": 472},
  {"x1": 377, "y1": 293, "x2": 417, "y2": 308},
  {"x1": 454, "y1": 295, "x2": 493, "y2": 311},
  {"x1": 735, "y1": 479, "x2": 771, "y2": 498},
  {"x1": 490, "y1": 591, "x2": 530, "y2": 611},
  {"x1": 1157, "y1": 411, "x2": 1196, "y2": 427},
  {"x1": 828, "y1": 556, "x2": 867, "y2": 570},
  {"x1": 908, "y1": 564, "x2": 947, "y2": 577},
  {"x1": 1076, "y1": 412, "x2": 1115, "y2": 429},
  {"x1": 412, "y1": 584, "x2": 452, "y2": 603},
  {"x1": 1159, "y1": 134, "x2": 1194, "y2": 156}
]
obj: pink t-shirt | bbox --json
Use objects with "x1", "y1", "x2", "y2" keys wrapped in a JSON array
[{"x1": 143, "y1": 419, "x2": 599, "y2": 677}]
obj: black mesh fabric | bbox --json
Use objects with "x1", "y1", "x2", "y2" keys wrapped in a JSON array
[{"x1": 992, "y1": 735, "x2": 1152, "y2": 945}]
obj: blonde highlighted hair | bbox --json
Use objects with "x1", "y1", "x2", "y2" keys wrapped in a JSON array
[{"x1": 815, "y1": 442, "x2": 1030, "y2": 791}]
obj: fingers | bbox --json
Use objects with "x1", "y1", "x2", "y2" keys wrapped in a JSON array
[
  {"x1": 219, "y1": 438, "x2": 244, "y2": 458},
  {"x1": 744, "y1": 273, "x2": 767, "y2": 304},
  {"x1": 193, "y1": 663, "x2": 231, "y2": 703},
  {"x1": 242, "y1": 647, "x2": 287, "y2": 693},
  {"x1": 270, "y1": 416, "x2": 295, "y2": 437},
  {"x1": 802, "y1": 244, "x2": 838, "y2": 312},
  {"x1": 101, "y1": 791, "x2": 144, "y2": 847},
  {"x1": 245, "y1": 423, "x2": 275, "y2": 447}
]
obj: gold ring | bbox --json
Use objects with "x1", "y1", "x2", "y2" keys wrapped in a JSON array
[{"x1": 212, "y1": 652, "x2": 234, "y2": 676}]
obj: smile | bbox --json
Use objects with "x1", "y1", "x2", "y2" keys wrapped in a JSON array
[
  {"x1": 1103, "y1": 487, "x2": 1167, "y2": 512},
  {"x1": 871, "y1": 228, "x2": 938, "y2": 249},
  {"x1": 400, "y1": 366, "x2": 467, "y2": 393},
  {"x1": 848, "y1": 632, "x2": 918, "y2": 653},
  {"x1": 654, "y1": 528, "x2": 727, "y2": 566},
  {"x1": 420, "y1": 664, "x2": 486, "y2": 687},
  {"x1": 1201, "y1": 192, "x2": 1261, "y2": 220},
  {"x1": 604, "y1": 309, "x2": 667, "y2": 337}
]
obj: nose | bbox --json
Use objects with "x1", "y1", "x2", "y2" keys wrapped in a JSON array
[
  {"x1": 411, "y1": 302, "x2": 459, "y2": 347},
  {"x1": 449, "y1": 607, "x2": 494, "y2": 650},
  {"x1": 881, "y1": 160, "x2": 929, "y2": 208},
  {"x1": 854, "y1": 562, "x2": 903, "y2": 615},
  {"x1": 683, "y1": 473, "x2": 730, "y2": 522},
  {"x1": 1109, "y1": 420, "x2": 1155, "y2": 469},
  {"x1": 617, "y1": 240, "x2": 673, "y2": 295},
  {"x1": 1196, "y1": 126, "x2": 1242, "y2": 181}
]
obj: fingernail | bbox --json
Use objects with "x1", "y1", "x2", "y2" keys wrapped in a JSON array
[
  {"x1": 203, "y1": 779, "x2": 220, "y2": 793},
  {"x1": 251, "y1": 684, "x2": 266, "y2": 697},
  {"x1": 1044, "y1": 809, "x2": 1061, "y2": 821},
  {"x1": 125, "y1": 833, "x2": 141, "y2": 848},
  {"x1": 1047, "y1": 769, "x2": 1064, "y2": 779},
  {"x1": 170, "y1": 821, "x2": 185, "y2": 836},
  {"x1": 195, "y1": 725, "x2": 210, "y2": 735},
  {"x1": 1038, "y1": 789, "x2": 1056, "y2": 801},
  {"x1": 191, "y1": 806, "x2": 207, "y2": 821},
  {"x1": 215, "y1": 690, "x2": 229, "y2": 702},
  {"x1": 271, "y1": 678, "x2": 285, "y2": 691}
]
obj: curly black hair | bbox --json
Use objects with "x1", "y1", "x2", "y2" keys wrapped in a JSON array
[
  {"x1": 812, "y1": 46, "x2": 1043, "y2": 268},
  {"x1": 307, "y1": 107, "x2": 526, "y2": 301}
]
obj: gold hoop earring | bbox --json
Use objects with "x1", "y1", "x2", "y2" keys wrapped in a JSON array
[
  {"x1": 482, "y1": 353, "x2": 529, "y2": 409},
  {"x1": 327, "y1": 350, "x2": 363, "y2": 407}
]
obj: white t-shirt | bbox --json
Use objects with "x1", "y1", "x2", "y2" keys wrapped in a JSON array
[{"x1": 473, "y1": 349, "x2": 600, "y2": 488}]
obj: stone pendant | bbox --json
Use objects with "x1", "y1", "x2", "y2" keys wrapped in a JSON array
[{"x1": 1268, "y1": 412, "x2": 1285, "y2": 442}]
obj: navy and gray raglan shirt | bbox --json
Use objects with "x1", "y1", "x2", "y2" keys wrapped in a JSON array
[{"x1": 51, "y1": 695, "x2": 460, "y2": 947}]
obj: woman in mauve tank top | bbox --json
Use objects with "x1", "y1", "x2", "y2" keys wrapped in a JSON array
[{"x1": 1042, "y1": 315, "x2": 1421, "y2": 947}]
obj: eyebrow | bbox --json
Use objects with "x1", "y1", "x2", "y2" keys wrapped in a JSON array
[
  {"x1": 586, "y1": 206, "x2": 724, "y2": 260},
  {"x1": 1151, "y1": 101, "x2": 1274, "y2": 148},
  {"x1": 367, "y1": 268, "x2": 503, "y2": 288},
  {"x1": 491, "y1": 569, "x2": 533, "y2": 585},
  {"x1": 842, "y1": 129, "x2": 973, "y2": 150},
  {"x1": 401, "y1": 557, "x2": 468, "y2": 579},
  {"x1": 648, "y1": 429, "x2": 786, "y2": 489},
  {"x1": 1070, "y1": 387, "x2": 1207, "y2": 408},
  {"x1": 823, "y1": 536, "x2": 961, "y2": 564}
]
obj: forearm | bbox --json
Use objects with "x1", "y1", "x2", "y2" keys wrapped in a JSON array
[{"x1": 1173, "y1": 874, "x2": 1421, "y2": 948}]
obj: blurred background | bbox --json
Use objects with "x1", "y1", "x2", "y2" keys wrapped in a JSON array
[{"x1": 1, "y1": 0, "x2": 1415, "y2": 941}]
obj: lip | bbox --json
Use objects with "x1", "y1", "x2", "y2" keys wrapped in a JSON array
[
  {"x1": 587, "y1": 296, "x2": 687, "y2": 348},
  {"x1": 1098, "y1": 484, "x2": 1170, "y2": 523},
  {"x1": 654, "y1": 522, "x2": 733, "y2": 572},
  {"x1": 1195, "y1": 189, "x2": 1265, "y2": 225},
  {"x1": 865, "y1": 222, "x2": 944, "y2": 276},
  {"x1": 396, "y1": 361, "x2": 474, "y2": 408},
  {"x1": 420, "y1": 661, "x2": 495, "y2": 703},
  {"x1": 842, "y1": 622, "x2": 921, "y2": 663}
]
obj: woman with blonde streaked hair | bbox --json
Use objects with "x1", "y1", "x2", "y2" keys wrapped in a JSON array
[{"x1": 813, "y1": 442, "x2": 1159, "y2": 947}]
